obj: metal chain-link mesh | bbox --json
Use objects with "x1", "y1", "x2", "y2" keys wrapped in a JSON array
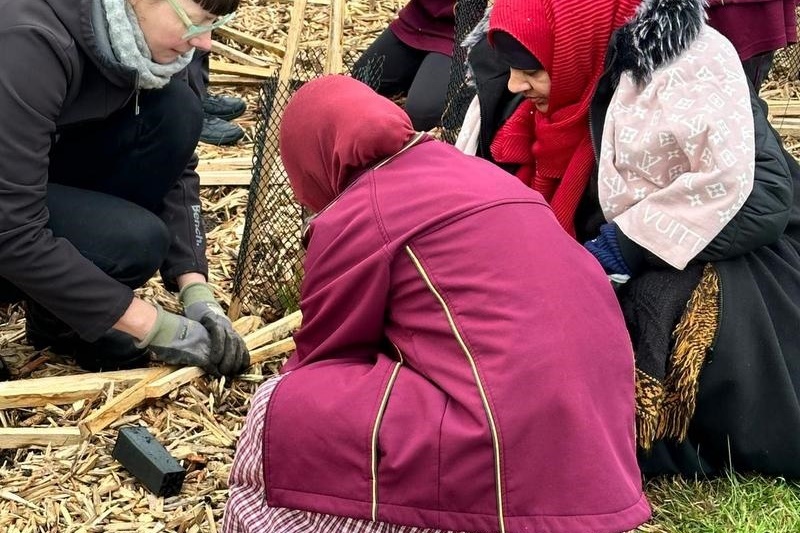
[
  {"x1": 231, "y1": 51, "x2": 383, "y2": 321},
  {"x1": 440, "y1": 0, "x2": 488, "y2": 144}
]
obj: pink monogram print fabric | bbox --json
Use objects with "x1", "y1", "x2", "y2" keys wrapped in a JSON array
[{"x1": 598, "y1": 26, "x2": 755, "y2": 269}]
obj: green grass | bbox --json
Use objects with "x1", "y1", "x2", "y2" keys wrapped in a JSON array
[{"x1": 638, "y1": 475, "x2": 800, "y2": 532}]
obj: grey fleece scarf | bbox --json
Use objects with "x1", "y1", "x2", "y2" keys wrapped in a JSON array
[{"x1": 101, "y1": 0, "x2": 194, "y2": 89}]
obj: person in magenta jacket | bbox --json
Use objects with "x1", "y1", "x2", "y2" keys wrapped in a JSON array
[
  {"x1": 353, "y1": 0, "x2": 455, "y2": 131},
  {"x1": 222, "y1": 75, "x2": 651, "y2": 533},
  {"x1": 706, "y1": 0, "x2": 798, "y2": 90}
]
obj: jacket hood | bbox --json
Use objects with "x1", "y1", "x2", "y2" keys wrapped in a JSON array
[
  {"x1": 614, "y1": 0, "x2": 706, "y2": 86},
  {"x1": 42, "y1": 0, "x2": 137, "y2": 88}
]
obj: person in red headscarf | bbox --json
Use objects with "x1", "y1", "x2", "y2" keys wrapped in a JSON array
[
  {"x1": 466, "y1": 0, "x2": 800, "y2": 480},
  {"x1": 222, "y1": 74, "x2": 651, "y2": 533}
]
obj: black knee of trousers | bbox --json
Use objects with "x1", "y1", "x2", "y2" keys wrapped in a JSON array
[
  {"x1": 103, "y1": 211, "x2": 171, "y2": 289},
  {"x1": 137, "y1": 79, "x2": 202, "y2": 158}
]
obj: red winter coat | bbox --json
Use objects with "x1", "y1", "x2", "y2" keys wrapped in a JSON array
[{"x1": 265, "y1": 127, "x2": 650, "y2": 531}]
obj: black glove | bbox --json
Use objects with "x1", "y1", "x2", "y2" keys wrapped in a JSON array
[
  {"x1": 179, "y1": 282, "x2": 250, "y2": 377},
  {"x1": 136, "y1": 305, "x2": 214, "y2": 372}
]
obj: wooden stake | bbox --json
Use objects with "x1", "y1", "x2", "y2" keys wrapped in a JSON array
[
  {"x1": 242, "y1": 310, "x2": 302, "y2": 350},
  {"x1": 0, "y1": 368, "x2": 165, "y2": 409},
  {"x1": 199, "y1": 170, "x2": 252, "y2": 187},
  {"x1": 0, "y1": 428, "x2": 83, "y2": 449},
  {"x1": 211, "y1": 41, "x2": 270, "y2": 67},
  {"x1": 250, "y1": 337, "x2": 296, "y2": 365},
  {"x1": 228, "y1": 0, "x2": 308, "y2": 320},
  {"x1": 215, "y1": 26, "x2": 287, "y2": 57},
  {"x1": 209, "y1": 74, "x2": 266, "y2": 86},
  {"x1": 209, "y1": 59, "x2": 276, "y2": 79},
  {"x1": 325, "y1": 0, "x2": 346, "y2": 74},
  {"x1": 78, "y1": 367, "x2": 173, "y2": 438}
]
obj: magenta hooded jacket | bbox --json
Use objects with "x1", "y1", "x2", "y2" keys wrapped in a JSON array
[{"x1": 263, "y1": 138, "x2": 650, "y2": 533}]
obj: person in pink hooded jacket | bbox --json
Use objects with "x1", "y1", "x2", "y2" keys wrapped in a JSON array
[{"x1": 222, "y1": 74, "x2": 650, "y2": 533}]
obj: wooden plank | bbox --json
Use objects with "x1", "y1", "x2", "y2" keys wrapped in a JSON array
[
  {"x1": 766, "y1": 99, "x2": 800, "y2": 117},
  {"x1": 774, "y1": 117, "x2": 800, "y2": 136},
  {"x1": 0, "y1": 367, "x2": 166, "y2": 409},
  {"x1": 209, "y1": 59, "x2": 275, "y2": 79},
  {"x1": 199, "y1": 170, "x2": 252, "y2": 186},
  {"x1": 228, "y1": 0, "x2": 307, "y2": 319},
  {"x1": 209, "y1": 74, "x2": 265, "y2": 86},
  {"x1": 211, "y1": 40, "x2": 269, "y2": 67},
  {"x1": 215, "y1": 26, "x2": 286, "y2": 57},
  {"x1": 198, "y1": 156, "x2": 252, "y2": 169},
  {"x1": 79, "y1": 367, "x2": 173, "y2": 437},
  {"x1": 0, "y1": 428, "x2": 83, "y2": 449},
  {"x1": 325, "y1": 0, "x2": 346, "y2": 74},
  {"x1": 272, "y1": 0, "x2": 328, "y2": 5},
  {"x1": 243, "y1": 310, "x2": 302, "y2": 350},
  {"x1": 250, "y1": 337, "x2": 296, "y2": 365}
]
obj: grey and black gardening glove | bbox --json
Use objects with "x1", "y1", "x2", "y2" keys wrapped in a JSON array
[
  {"x1": 136, "y1": 304, "x2": 215, "y2": 372},
  {"x1": 179, "y1": 282, "x2": 250, "y2": 377}
]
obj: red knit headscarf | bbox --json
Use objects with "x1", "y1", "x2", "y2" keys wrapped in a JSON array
[
  {"x1": 280, "y1": 75, "x2": 415, "y2": 213},
  {"x1": 489, "y1": 0, "x2": 640, "y2": 236}
]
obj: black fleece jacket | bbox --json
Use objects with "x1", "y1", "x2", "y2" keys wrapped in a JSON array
[{"x1": 0, "y1": 0, "x2": 208, "y2": 341}]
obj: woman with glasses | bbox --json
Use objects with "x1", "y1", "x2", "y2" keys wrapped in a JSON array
[{"x1": 0, "y1": 0, "x2": 248, "y2": 378}]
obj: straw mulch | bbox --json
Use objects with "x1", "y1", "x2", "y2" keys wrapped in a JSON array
[{"x1": 1, "y1": 2, "x2": 799, "y2": 531}]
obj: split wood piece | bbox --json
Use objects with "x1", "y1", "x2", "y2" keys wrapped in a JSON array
[
  {"x1": 210, "y1": 74, "x2": 266, "y2": 86},
  {"x1": 209, "y1": 59, "x2": 276, "y2": 79},
  {"x1": 324, "y1": 0, "x2": 346, "y2": 74},
  {"x1": 250, "y1": 337, "x2": 297, "y2": 365},
  {"x1": 215, "y1": 26, "x2": 287, "y2": 57},
  {"x1": 228, "y1": 0, "x2": 308, "y2": 319},
  {"x1": 0, "y1": 428, "x2": 83, "y2": 449},
  {"x1": 242, "y1": 310, "x2": 302, "y2": 350},
  {"x1": 199, "y1": 170, "x2": 252, "y2": 187},
  {"x1": 211, "y1": 41, "x2": 269, "y2": 67},
  {"x1": 144, "y1": 366, "x2": 206, "y2": 399},
  {"x1": 78, "y1": 367, "x2": 173, "y2": 438},
  {"x1": 0, "y1": 367, "x2": 165, "y2": 410}
]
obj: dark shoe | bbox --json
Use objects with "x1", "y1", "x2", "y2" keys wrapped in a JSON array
[
  {"x1": 202, "y1": 94, "x2": 246, "y2": 121},
  {"x1": 25, "y1": 301, "x2": 150, "y2": 372},
  {"x1": 199, "y1": 115, "x2": 245, "y2": 146}
]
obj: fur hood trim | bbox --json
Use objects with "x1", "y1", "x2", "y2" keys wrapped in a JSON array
[{"x1": 614, "y1": 0, "x2": 706, "y2": 86}]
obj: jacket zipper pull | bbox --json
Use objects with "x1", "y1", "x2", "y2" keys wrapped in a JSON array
[{"x1": 134, "y1": 89, "x2": 141, "y2": 116}]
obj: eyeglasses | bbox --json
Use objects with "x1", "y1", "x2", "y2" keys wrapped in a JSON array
[{"x1": 166, "y1": 0, "x2": 235, "y2": 40}]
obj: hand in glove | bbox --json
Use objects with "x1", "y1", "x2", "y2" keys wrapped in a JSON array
[
  {"x1": 136, "y1": 304, "x2": 214, "y2": 371},
  {"x1": 179, "y1": 282, "x2": 250, "y2": 377}
]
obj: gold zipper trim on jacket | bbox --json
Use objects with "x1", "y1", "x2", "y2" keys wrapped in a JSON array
[
  {"x1": 371, "y1": 347, "x2": 404, "y2": 522},
  {"x1": 405, "y1": 246, "x2": 506, "y2": 533}
]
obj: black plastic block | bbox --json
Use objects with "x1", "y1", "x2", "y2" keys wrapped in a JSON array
[{"x1": 112, "y1": 426, "x2": 186, "y2": 497}]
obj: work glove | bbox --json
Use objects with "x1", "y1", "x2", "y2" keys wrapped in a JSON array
[
  {"x1": 179, "y1": 282, "x2": 250, "y2": 377},
  {"x1": 136, "y1": 305, "x2": 214, "y2": 371}
]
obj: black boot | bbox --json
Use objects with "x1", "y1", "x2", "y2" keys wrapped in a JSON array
[{"x1": 24, "y1": 301, "x2": 150, "y2": 372}]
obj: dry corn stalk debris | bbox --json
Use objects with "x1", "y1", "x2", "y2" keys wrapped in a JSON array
[{"x1": 0, "y1": 2, "x2": 798, "y2": 531}]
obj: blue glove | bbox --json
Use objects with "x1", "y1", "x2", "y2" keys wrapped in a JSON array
[{"x1": 584, "y1": 223, "x2": 632, "y2": 277}]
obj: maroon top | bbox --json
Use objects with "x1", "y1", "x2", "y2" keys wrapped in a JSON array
[
  {"x1": 268, "y1": 75, "x2": 650, "y2": 533},
  {"x1": 389, "y1": 0, "x2": 456, "y2": 56},
  {"x1": 706, "y1": 0, "x2": 798, "y2": 60}
]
